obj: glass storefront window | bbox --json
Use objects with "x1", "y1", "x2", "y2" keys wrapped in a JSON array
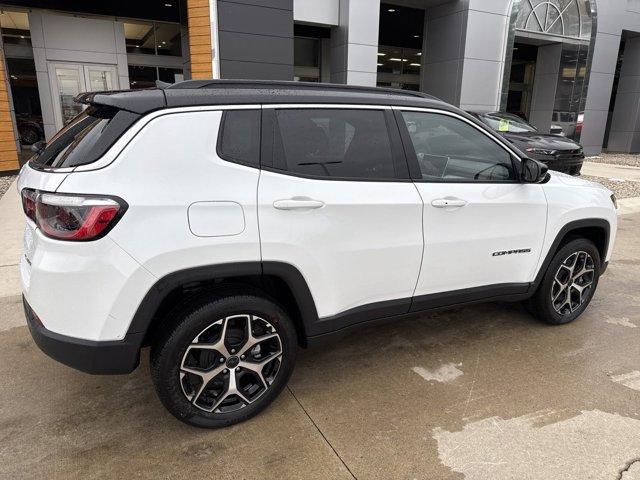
[
  {"x1": 504, "y1": 0, "x2": 596, "y2": 141},
  {"x1": 159, "y1": 67, "x2": 183, "y2": 84},
  {"x1": 377, "y1": 45, "x2": 421, "y2": 90},
  {"x1": 294, "y1": 36, "x2": 321, "y2": 82},
  {"x1": 155, "y1": 22, "x2": 181, "y2": 56},
  {"x1": 124, "y1": 21, "x2": 155, "y2": 55},
  {"x1": 124, "y1": 20, "x2": 181, "y2": 56},
  {"x1": 129, "y1": 65, "x2": 183, "y2": 89},
  {"x1": 54, "y1": 67, "x2": 84, "y2": 126},
  {"x1": 128, "y1": 65, "x2": 157, "y2": 89},
  {"x1": 0, "y1": 10, "x2": 31, "y2": 47},
  {"x1": 515, "y1": 0, "x2": 592, "y2": 40},
  {"x1": 294, "y1": 37, "x2": 319, "y2": 68}
]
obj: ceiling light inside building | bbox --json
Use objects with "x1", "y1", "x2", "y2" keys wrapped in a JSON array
[
  {"x1": 409, "y1": 63, "x2": 420, "y2": 67},
  {"x1": 388, "y1": 8, "x2": 395, "y2": 12},
  {"x1": 413, "y1": 35, "x2": 419, "y2": 38},
  {"x1": 165, "y1": 3, "x2": 173, "y2": 6},
  {"x1": 416, "y1": 52, "x2": 421, "y2": 56},
  {"x1": 377, "y1": 52, "x2": 385, "y2": 56},
  {"x1": 377, "y1": 63, "x2": 383, "y2": 66}
]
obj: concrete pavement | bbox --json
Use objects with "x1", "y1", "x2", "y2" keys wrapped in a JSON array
[{"x1": 0, "y1": 179, "x2": 23, "y2": 303}]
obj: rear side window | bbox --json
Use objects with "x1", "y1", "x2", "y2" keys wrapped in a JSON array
[
  {"x1": 272, "y1": 109, "x2": 396, "y2": 179},
  {"x1": 218, "y1": 110, "x2": 261, "y2": 167},
  {"x1": 31, "y1": 106, "x2": 138, "y2": 169}
]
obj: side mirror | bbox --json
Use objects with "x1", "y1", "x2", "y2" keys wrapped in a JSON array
[
  {"x1": 31, "y1": 140, "x2": 46, "y2": 154},
  {"x1": 521, "y1": 157, "x2": 548, "y2": 183}
]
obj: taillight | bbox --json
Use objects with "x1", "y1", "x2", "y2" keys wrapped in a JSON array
[
  {"x1": 21, "y1": 188, "x2": 37, "y2": 223},
  {"x1": 21, "y1": 189, "x2": 126, "y2": 241}
]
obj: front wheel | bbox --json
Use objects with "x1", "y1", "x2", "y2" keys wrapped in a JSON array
[
  {"x1": 150, "y1": 293, "x2": 297, "y2": 428},
  {"x1": 529, "y1": 238, "x2": 601, "y2": 325}
]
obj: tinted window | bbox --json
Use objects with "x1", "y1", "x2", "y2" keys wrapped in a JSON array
[
  {"x1": 31, "y1": 106, "x2": 135, "y2": 169},
  {"x1": 218, "y1": 110, "x2": 261, "y2": 166},
  {"x1": 401, "y1": 111, "x2": 514, "y2": 182},
  {"x1": 273, "y1": 109, "x2": 396, "y2": 179}
]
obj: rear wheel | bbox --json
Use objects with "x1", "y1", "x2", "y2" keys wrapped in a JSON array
[
  {"x1": 150, "y1": 293, "x2": 297, "y2": 428},
  {"x1": 529, "y1": 238, "x2": 600, "y2": 325}
]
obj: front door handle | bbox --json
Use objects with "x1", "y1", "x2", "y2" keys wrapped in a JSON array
[
  {"x1": 273, "y1": 197, "x2": 325, "y2": 210},
  {"x1": 431, "y1": 197, "x2": 467, "y2": 208}
]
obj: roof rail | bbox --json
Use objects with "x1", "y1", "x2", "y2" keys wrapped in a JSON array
[{"x1": 166, "y1": 79, "x2": 439, "y2": 100}]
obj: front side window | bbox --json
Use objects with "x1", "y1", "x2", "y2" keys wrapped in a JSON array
[
  {"x1": 273, "y1": 109, "x2": 396, "y2": 179},
  {"x1": 401, "y1": 111, "x2": 514, "y2": 182}
]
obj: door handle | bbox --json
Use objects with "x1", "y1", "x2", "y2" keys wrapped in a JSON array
[
  {"x1": 273, "y1": 198, "x2": 325, "y2": 210},
  {"x1": 431, "y1": 197, "x2": 467, "y2": 208}
]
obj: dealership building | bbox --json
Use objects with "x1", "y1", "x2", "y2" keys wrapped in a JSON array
[{"x1": 0, "y1": 0, "x2": 639, "y2": 173}]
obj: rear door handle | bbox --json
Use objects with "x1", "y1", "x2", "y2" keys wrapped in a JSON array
[
  {"x1": 273, "y1": 198, "x2": 325, "y2": 210},
  {"x1": 431, "y1": 197, "x2": 467, "y2": 208}
]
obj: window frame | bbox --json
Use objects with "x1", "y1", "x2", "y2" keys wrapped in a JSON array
[
  {"x1": 260, "y1": 104, "x2": 411, "y2": 182},
  {"x1": 216, "y1": 108, "x2": 262, "y2": 168},
  {"x1": 393, "y1": 107, "x2": 524, "y2": 184}
]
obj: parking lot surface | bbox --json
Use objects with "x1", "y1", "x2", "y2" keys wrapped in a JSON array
[{"x1": 1, "y1": 213, "x2": 639, "y2": 479}]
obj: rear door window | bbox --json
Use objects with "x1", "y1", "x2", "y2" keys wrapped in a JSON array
[
  {"x1": 30, "y1": 106, "x2": 138, "y2": 169},
  {"x1": 272, "y1": 109, "x2": 397, "y2": 179}
]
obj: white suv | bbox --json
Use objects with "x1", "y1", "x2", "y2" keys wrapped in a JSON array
[{"x1": 18, "y1": 81, "x2": 617, "y2": 428}]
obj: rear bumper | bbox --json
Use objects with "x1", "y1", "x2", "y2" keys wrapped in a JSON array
[{"x1": 24, "y1": 297, "x2": 143, "y2": 375}]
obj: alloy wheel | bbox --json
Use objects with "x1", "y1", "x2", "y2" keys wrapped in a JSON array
[
  {"x1": 551, "y1": 251, "x2": 595, "y2": 315},
  {"x1": 179, "y1": 314, "x2": 282, "y2": 413}
]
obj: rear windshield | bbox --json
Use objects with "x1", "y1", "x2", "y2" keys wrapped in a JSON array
[{"x1": 31, "y1": 105, "x2": 139, "y2": 169}]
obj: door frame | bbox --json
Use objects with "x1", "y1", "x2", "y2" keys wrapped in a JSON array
[{"x1": 48, "y1": 62, "x2": 119, "y2": 130}]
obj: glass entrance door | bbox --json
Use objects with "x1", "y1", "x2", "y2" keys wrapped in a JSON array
[{"x1": 49, "y1": 62, "x2": 118, "y2": 130}]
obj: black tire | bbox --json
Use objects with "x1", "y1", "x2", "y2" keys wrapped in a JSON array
[
  {"x1": 529, "y1": 238, "x2": 601, "y2": 325},
  {"x1": 150, "y1": 292, "x2": 297, "y2": 428}
]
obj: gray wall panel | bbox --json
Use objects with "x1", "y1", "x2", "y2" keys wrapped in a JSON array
[
  {"x1": 218, "y1": 2, "x2": 293, "y2": 37},
  {"x1": 218, "y1": 31, "x2": 292, "y2": 64},
  {"x1": 221, "y1": 60, "x2": 293, "y2": 80},
  {"x1": 608, "y1": 35, "x2": 640, "y2": 152},
  {"x1": 225, "y1": 0, "x2": 292, "y2": 9},
  {"x1": 217, "y1": 0, "x2": 293, "y2": 81}
]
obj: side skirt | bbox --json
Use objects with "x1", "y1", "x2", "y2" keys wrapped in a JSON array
[{"x1": 306, "y1": 282, "x2": 531, "y2": 347}]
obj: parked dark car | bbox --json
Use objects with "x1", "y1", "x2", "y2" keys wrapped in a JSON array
[{"x1": 468, "y1": 111, "x2": 584, "y2": 175}]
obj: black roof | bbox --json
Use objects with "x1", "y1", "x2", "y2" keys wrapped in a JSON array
[{"x1": 75, "y1": 79, "x2": 452, "y2": 115}]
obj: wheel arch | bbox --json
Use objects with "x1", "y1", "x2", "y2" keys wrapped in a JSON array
[
  {"x1": 533, "y1": 218, "x2": 610, "y2": 288},
  {"x1": 128, "y1": 262, "x2": 319, "y2": 349}
]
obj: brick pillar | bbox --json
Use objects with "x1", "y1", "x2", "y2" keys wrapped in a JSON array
[
  {"x1": 0, "y1": 44, "x2": 20, "y2": 172},
  {"x1": 187, "y1": 0, "x2": 214, "y2": 79}
]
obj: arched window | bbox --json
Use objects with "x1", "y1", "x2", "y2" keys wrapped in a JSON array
[{"x1": 515, "y1": 0, "x2": 593, "y2": 40}]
